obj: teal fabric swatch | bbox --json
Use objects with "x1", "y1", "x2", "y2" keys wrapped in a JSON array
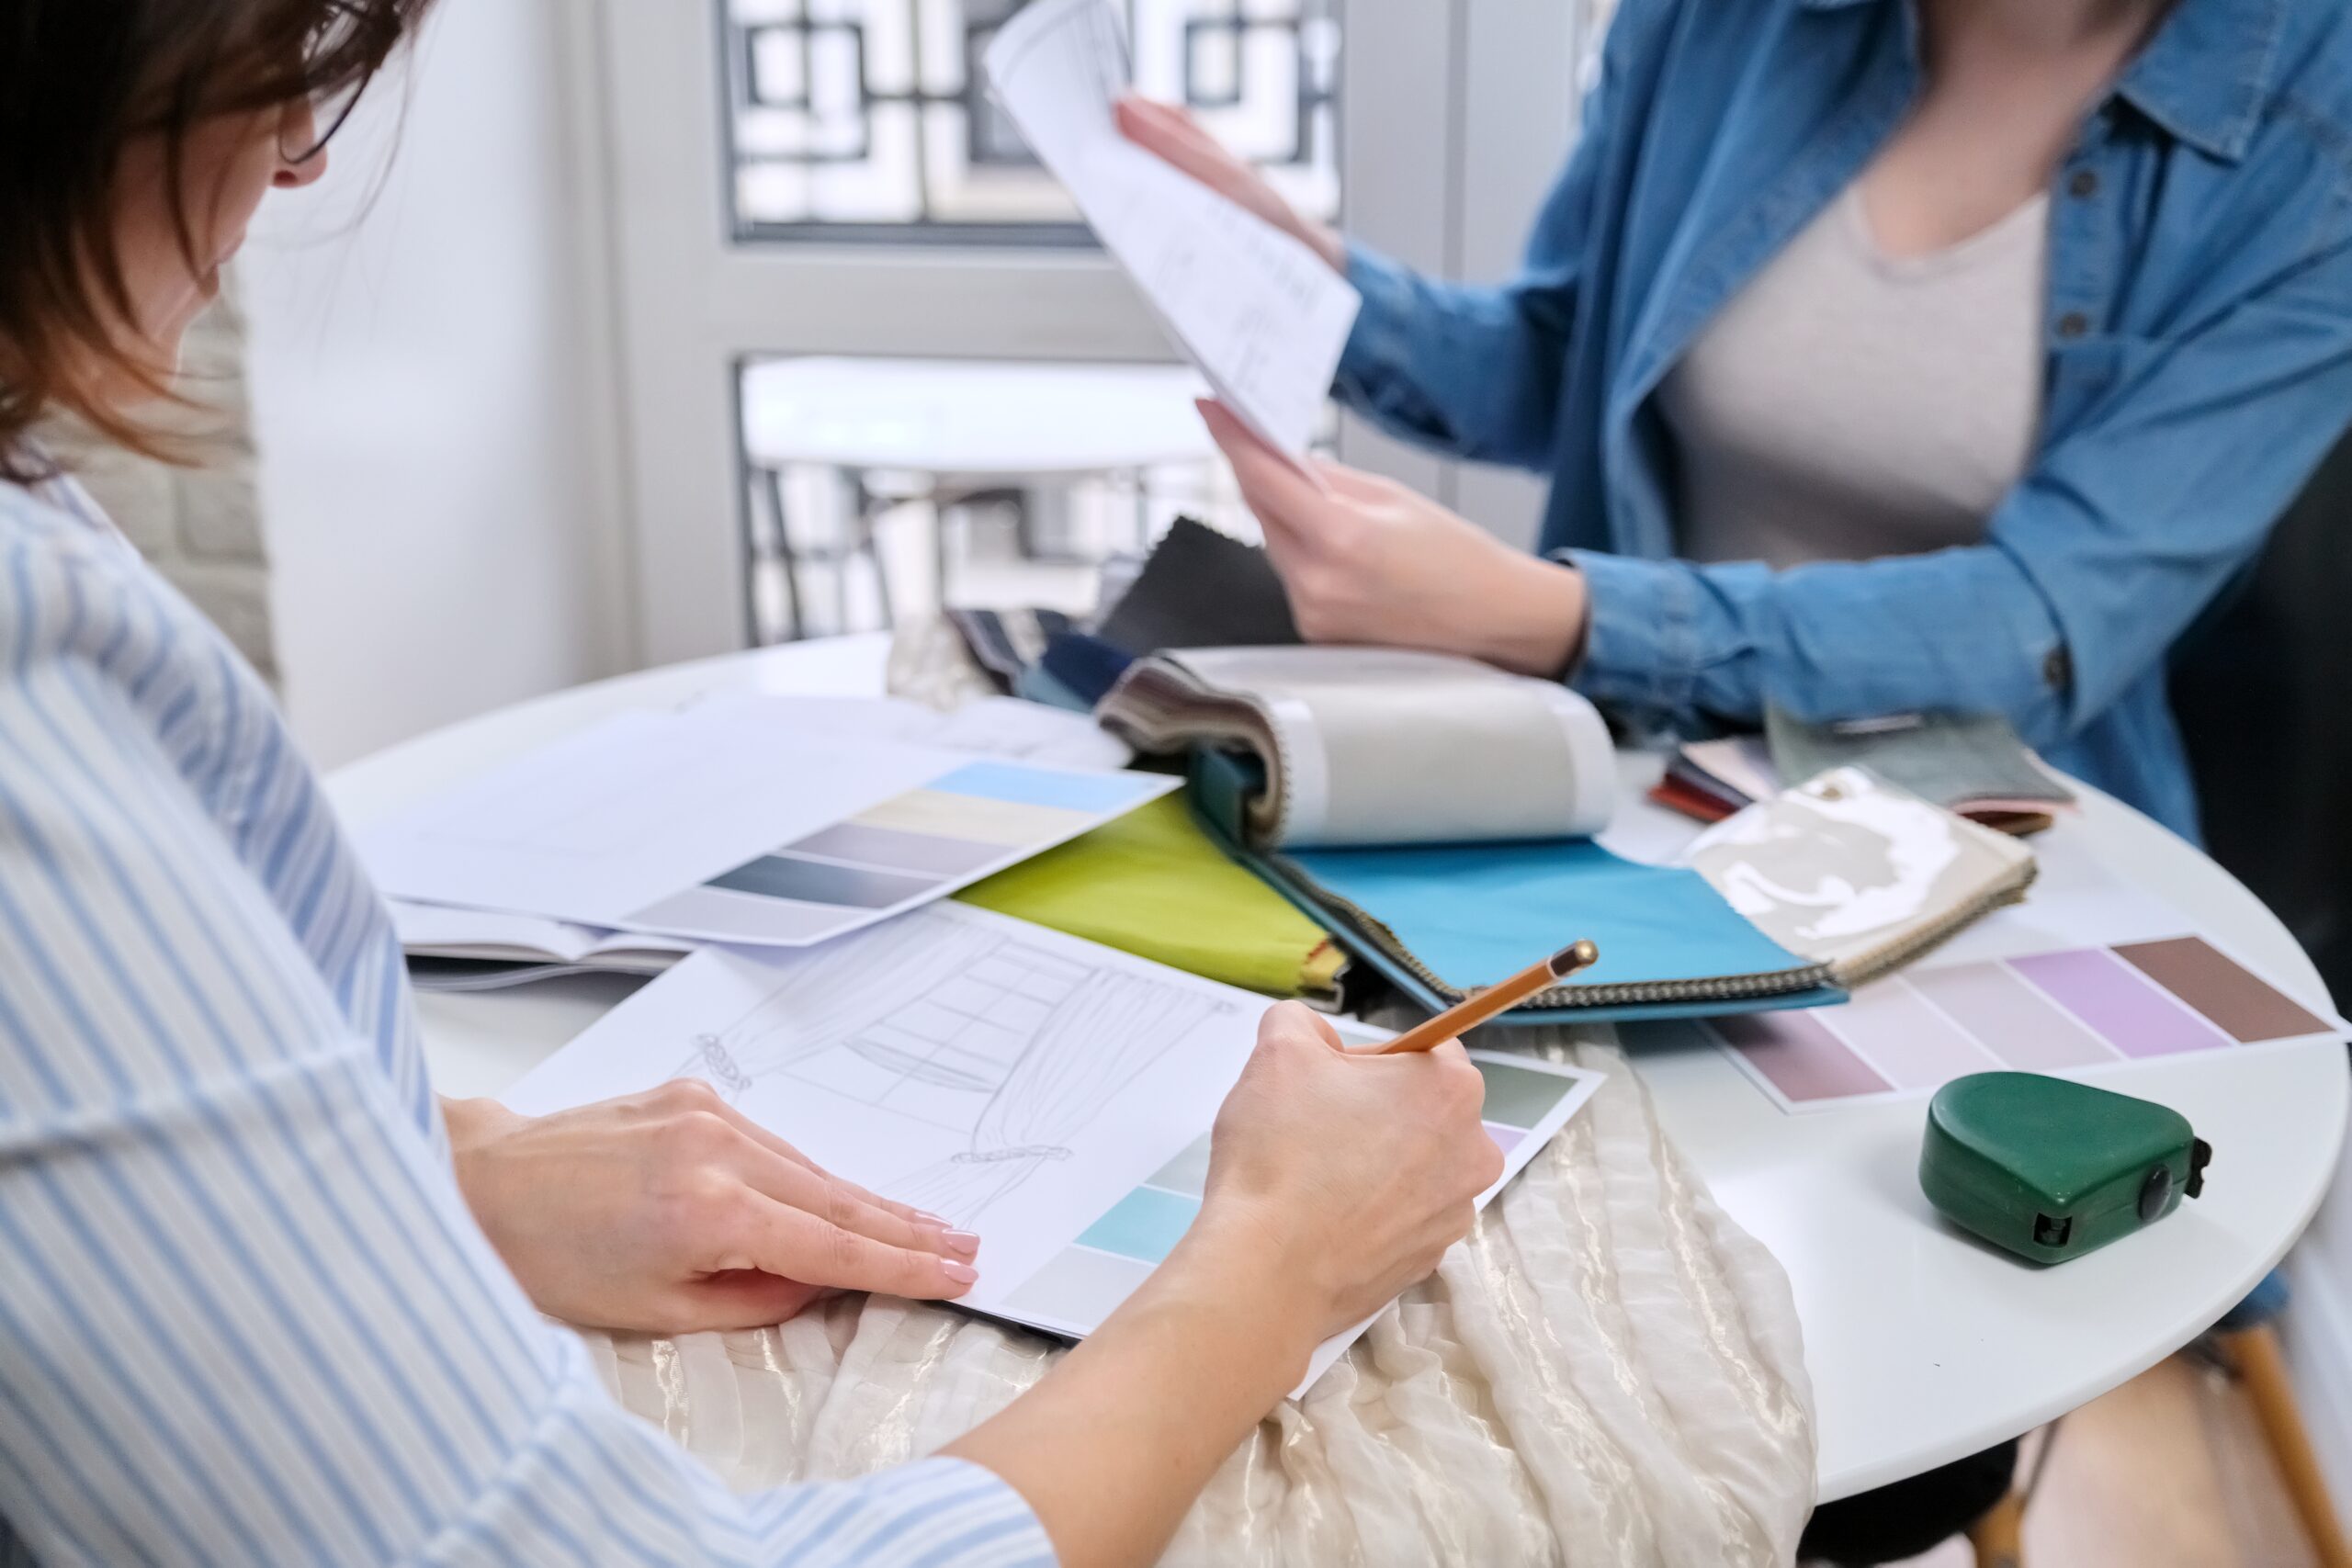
[{"x1": 1282, "y1": 839, "x2": 1813, "y2": 995}]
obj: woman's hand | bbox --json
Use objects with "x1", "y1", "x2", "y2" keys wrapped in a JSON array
[
  {"x1": 1201, "y1": 400, "x2": 1591, "y2": 679},
  {"x1": 443, "y1": 1082, "x2": 978, "y2": 1333},
  {"x1": 944, "y1": 1004, "x2": 1502, "y2": 1566},
  {"x1": 1189, "y1": 1003, "x2": 1504, "y2": 1342},
  {"x1": 1115, "y1": 97, "x2": 1345, "y2": 272}
]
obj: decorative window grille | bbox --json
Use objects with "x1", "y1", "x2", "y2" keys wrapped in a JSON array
[{"x1": 723, "y1": 0, "x2": 1342, "y2": 243}]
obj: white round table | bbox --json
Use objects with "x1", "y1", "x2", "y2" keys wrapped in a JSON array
[
  {"x1": 739, "y1": 359, "x2": 1218, "y2": 638},
  {"x1": 326, "y1": 635, "x2": 2349, "y2": 1505}
]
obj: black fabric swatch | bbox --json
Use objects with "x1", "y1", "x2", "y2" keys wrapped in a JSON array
[{"x1": 1094, "y1": 516, "x2": 1302, "y2": 655}]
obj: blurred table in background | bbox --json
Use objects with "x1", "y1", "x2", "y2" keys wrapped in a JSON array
[{"x1": 739, "y1": 358, "x2": 1221, "y2": 640}]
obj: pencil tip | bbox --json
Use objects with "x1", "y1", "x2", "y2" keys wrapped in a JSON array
[{"x1": 1550, "y1": 940, "x2": 1600, "y2": 977}]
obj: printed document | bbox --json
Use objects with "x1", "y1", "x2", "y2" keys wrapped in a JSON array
[
  {"x1": 984, "y1": 0, "x2": 1360, "y2": 457},
  {"x1": 358, "y1": 704, "x2": 1174, "y2": 947}
]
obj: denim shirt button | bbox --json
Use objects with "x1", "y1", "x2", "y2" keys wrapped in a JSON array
[
  {"x1": 2056, "y1": 310, "x2": 2092, "y2": 340},
  {"x1": 2043, "y1": 646, "x2": 2075, "y2": 693},
  {"x1": 2068, "y1": 168, "x2": 2100, "y2": 198}
]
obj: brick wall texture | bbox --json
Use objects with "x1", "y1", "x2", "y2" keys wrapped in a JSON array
[{"x1": 38, "y1": 291, "x2": 277, "y2": 682}]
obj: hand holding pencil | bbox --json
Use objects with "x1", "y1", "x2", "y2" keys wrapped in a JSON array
[{"x1": 1372, "y1": 940, "x2": 1600, "y2": 1055}]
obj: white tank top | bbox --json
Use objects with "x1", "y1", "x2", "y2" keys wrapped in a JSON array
[{"x1": 1658, "y1": 183, "x2": 2050, "y2": 569}]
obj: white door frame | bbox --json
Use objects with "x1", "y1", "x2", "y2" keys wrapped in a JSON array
[{"x1": 591, "y1": 0, "x2": 1582, "y2": 665}]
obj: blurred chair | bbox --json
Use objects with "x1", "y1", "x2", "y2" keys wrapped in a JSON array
[
  {"x1": 2171, "y1": 424, "x2": 2352, "y2": 1000},
  {"x1": 2171, "y1": 420, "x2": 2352, "y2": 1568}
]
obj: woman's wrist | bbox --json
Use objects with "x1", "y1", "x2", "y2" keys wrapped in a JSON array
[
  {"x1": 1471, "y1": 550, "x2": 1590, "y2": 680},
  {"x1": 439, "y1": 1096, "x2": 523, "y2": 1204},
  {"x1": 1131, "y1": 1198, "x2": 1329, "y2": 1389},
  {"x1": 943, "y1": 1194, "x2": 1328, "y2": 1568},
  {"x1": 1309, "y1": 221, "x2": 1346, "y2": 275}
]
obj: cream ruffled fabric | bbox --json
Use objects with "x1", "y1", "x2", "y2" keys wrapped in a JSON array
[{"x1": 571, "y1": 1029, "x2": 1817, "y2": 1566}]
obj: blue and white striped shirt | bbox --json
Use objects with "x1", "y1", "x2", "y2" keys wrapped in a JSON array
[{"x1": 0, "y1": 476, "x2": 1057, "y2": 1567}]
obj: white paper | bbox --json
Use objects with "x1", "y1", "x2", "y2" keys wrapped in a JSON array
[
  {"x1": 505, "y1": 904, "x2": 1604, "y2": 1395},
  {"x1": 983, "y1": 0, "x2": 1360, "y2": 457},
  {"x1": 685, "y1": 693, "x2": 1134, "y2": 772},
  {"x1": 359, "y1": 705, "x2": 1176, "y2": 948}
]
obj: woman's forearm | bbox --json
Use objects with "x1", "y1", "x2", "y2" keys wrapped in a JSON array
[
  {"x1": 944, "y1": 1214, "x2": 1323, "y2": 1568},
  {"x1": 1564, "y1": 544, "x2": 2073, "y2": 742}
]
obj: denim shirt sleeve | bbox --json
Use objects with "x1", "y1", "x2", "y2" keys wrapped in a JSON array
[
  {"x1": 1567, "y1": 226, "x2": 2352, "y2": 751},
  {"x1": 1330, "y1": 0, "x2": 1658, "y2": 469},
  {"x1": 1332, "y1": 236, "x2": 1582, "y2": 470}
]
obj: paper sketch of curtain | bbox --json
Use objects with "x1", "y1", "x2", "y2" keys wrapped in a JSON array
[
  {"x1": 667, "y1": 913, "x2": 1231, "y2": 1224},
  {"x1": 888, "y1": 971, "x2": 1231, "y2": 1225},
  {"x1": 673, "y1": 914, "x2": 1007, "y2": 1098}
]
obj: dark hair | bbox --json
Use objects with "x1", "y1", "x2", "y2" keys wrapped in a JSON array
[{"x1": 0, "y1": 0, "x2": 429, "y2": 479}]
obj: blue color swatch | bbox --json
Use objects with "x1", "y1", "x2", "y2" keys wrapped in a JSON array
[
  {"x1": 931, "y1": 761, "x2": 1155, "y2": 815},
  {"x1": 1074, "y1": 1184, "x2": 1202, "y2": 1264}
]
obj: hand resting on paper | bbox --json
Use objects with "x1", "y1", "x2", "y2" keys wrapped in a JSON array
[
  {"x1": 1199, "y1": 400, "x2": 1592, "y2": 680},
  {"x1": 443, "y1": 1081, "x2": 979, "y2": 1333}
]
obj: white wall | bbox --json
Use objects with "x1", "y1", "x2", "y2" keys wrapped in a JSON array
[{"x1": 242, "y1": 0, "x2": 628, "y2": 770}]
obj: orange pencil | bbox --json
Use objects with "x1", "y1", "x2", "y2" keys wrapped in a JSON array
[{"x1": 1372, "y1": 940, "x2": 1601, "y2": 1055}]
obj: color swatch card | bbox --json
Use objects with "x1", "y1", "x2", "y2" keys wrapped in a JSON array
[
  {"x1": 359, "y1": 703, "x2": 1175, "y2": 947},
  {"x1": 505, "y1": 904, "x2": 1603, "y2": 1395},
  {"x1": 1682, "y1": 932, "x2": 2345, "y2": 1114}
]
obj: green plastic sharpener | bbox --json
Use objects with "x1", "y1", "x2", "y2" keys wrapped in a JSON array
[{"x1": 1919, "y1": 1073, "x2": 2212, "y2": 1265}]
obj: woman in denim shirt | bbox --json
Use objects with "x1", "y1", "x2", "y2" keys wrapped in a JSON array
[{"x1": 1130, "y1": 0, "x2": 2352, "y2": 841}]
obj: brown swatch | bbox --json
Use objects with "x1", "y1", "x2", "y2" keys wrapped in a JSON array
[{"x1": 2113, "y1": 937, "x2": 2331, "y2": 1043}]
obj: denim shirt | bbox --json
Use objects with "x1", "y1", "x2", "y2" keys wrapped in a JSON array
[{"x1": 1335, "y1": 0, "x2": 2352, "y2": 839}]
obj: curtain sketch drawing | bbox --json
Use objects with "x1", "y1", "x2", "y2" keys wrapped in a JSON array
[{"x1": 677, "y1": 912, "x2": 1235, "y2": 1223}]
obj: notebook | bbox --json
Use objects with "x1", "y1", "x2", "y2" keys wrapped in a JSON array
[{"x1": 391, "y1": 901, "x2": 695, "y2": 992}]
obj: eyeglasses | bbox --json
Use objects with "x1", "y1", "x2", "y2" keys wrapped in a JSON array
[
  {"x1": 276, "y1": 1, "x2": 396, "y2": 164},
  {"x1": 278, "y1": 73, "x2": 371, "y2": 164}
]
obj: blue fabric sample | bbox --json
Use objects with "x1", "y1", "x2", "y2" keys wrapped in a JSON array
[{"x1": 1283, "y1": 839, "x2": 1814, "y2": 994}]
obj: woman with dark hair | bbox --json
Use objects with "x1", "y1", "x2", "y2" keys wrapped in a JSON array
[
  {"x1": 1129, "y1": 0, "x2": 2352, "y2": 845},
  {"x1": 0, "y1": 6, "x2": 1507, "y2": 1564}
]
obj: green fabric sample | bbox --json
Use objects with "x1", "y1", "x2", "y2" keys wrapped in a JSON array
[{"x1": 956, "y1": 795, "x2": 1345, "y2": 1002}]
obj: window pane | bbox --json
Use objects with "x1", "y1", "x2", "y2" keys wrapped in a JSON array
[{"x1": 723, "y1": 0, "x2": 1342, "y2": 243}]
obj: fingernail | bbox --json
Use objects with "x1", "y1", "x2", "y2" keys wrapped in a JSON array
[
  {"x1": 942, "y1": 1229, "x2": 981, "y2": 1258},
  {"x1": 943, "y1": 1260, "x2": 978, "y2": 1285}
]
